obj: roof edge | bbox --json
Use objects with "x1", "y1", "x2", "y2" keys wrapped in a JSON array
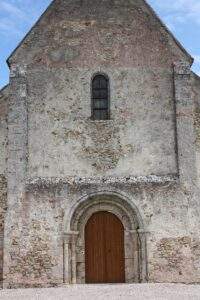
[
  {"x1": 192, "y1": 71, "x2": 200, "y2": 81},
  {"x1": 0, "y1": 84, "x2": 9, "y2": 95},
  {"x1": 6, "y1": 0, "x2": 55, "y2": 68},
  {"x1": 143, "y1": 0, "x2": 194, "y2": 66}
]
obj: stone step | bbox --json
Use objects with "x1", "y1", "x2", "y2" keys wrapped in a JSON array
[{"x1": 0, "y1": 284, "x2": 200, "y2": 300}]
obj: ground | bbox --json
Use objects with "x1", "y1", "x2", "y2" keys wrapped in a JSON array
[{"x1": 0, "y1": 284, "x2": 200, "y2": 300}]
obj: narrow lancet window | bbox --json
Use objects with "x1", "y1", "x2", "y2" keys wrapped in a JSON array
[{"x1": 91, "y1": 74, "x2": 110, "y2": 120}]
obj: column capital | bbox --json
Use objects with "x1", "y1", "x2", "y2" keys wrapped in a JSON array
[{"x1": 64, "y1": 231, "x2": 79, "y2": 243}]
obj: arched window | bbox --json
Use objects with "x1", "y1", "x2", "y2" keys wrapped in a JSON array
[{"x1": 91, "y1": 74, "x2": 110, "y2": 120}]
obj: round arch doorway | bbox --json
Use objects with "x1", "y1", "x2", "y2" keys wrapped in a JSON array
[{"x1": 85, "y1": 211, "x2": 125, "y2": 284}]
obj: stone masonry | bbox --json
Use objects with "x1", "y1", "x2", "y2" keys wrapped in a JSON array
[
  {"x1": 0, "y1": 0, "x2": 200, "y2": 288},
  {"x1": 0, "y1": 85, "x2": 8, "y2": 287}
]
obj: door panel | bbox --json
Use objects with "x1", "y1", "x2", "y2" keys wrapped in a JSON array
[{"x1": 85, "y1": 211, "x2": 125, "y2": 283}]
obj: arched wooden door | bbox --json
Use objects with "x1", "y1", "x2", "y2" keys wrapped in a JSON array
[{"x1": 85, "y1": 211, "x2": 125, "y2": 283}]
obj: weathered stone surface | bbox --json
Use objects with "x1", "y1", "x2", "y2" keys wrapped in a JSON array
[
  {"x1": 0, "y1": 86, "x2": 8, "y2": 176},
  {"x1": 0, "y1": 175, "x2": 7, "y2": 286},
  {"x1": 0, "y1": 176, "x2": 7, "y2": 233},
  {"x1": 149, "y1": 236, "x2": 194, "y2": 283},
  {"x1": 0, "y1": 85, "x2": 8, "y2": 287},
  {"x1": 1, "y1": 0, "x2": 200, "y2": 289},
  {"x1": 192, "y1": 72, "x2": 200, "y2": 187}
]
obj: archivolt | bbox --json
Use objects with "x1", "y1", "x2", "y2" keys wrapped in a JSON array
[
  {"x1": 63, "y1": 191, "x2": 147, "y2": 284},
  {"x1": 67, "y1": 190, "x2": 145, "y2": 232}
]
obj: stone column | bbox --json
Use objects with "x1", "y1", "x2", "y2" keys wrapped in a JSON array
[
  {"x1": 124, "y1": 229, "x2": 139, "y2": 283},
  {"x1": 137, "y1": 229, "x2": 148, "y2": 283},
  {"x1": 71, "y1": 233, "x2": 78, "y2": 284},
  {"x1": 173, "y1": 62, "x2": 197, "y2": 187},
  {"x1": 125, "y1": 229, "x2": 148, "y2": 283},
  {"x1": 3, "y1": 64, "x2": 28, "y2": 288},
  {"x1": 63, "y1": 234, "x2": 71, "y2": 284},
  {"x1": 63, "y1": 232, "x2": 79, "y2": 284}
]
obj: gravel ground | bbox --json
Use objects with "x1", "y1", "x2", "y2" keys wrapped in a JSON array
[{"x1": 0, "y1": 284, "x2": 200, "y2": 300}]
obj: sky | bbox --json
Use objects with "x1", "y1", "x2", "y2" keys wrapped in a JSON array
[{"x1": 0, "y1": 0, "x2": 200, "y2": 89}]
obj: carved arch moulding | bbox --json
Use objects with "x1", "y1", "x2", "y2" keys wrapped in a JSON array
[{"x1": 63, "y1": 191, "x2": 148, "y2": 284}]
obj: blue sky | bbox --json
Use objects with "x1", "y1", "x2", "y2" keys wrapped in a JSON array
[{"x1": 0, "y1": 0, "x2": 200, "y2": 89}]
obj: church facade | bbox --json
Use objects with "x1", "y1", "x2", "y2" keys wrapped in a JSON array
[{"x1": 0, "y1": 0, "x2": 200, "y2": 288}]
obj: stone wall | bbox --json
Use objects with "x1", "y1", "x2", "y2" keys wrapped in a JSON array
[
  {"x1": 0, "y1": 175, "x2": 7, "y2": 286},
  {"x1": 0, "y1": 176, "x2": 7, "y2": 237},
  {"x1": 0, "y1": 85, "x2": 8, "y2": 286},
  {"x1": 3, "y1": 0, "x2": 200, "y2": 288},
  {"x1": 6, "y1": 0, "x2": 195, "y2": 183},
  {"x1": 193, "y1": 73, "x2": 200, "y2": 185},
  {"x1": 190, "y1": 73, "x2": 200, "y2": 284},
  {"x1": 0, "y1": 86, "x2": 8, "y2": 175},
  {"x1": 27, "y1": 67, "x2": 177, "y2": 178},
  {"x1": 4, "y1": 177, "x2": 200, "y2": 287},
  {"x1": 8, "y1": 0, "x2": 192, "y2": 179},
  {"x1": 5, "y1": 189, "x2": 63, "y2": 288}
]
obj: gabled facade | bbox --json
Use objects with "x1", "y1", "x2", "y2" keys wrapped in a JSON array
[{"x1": 0, "y1": 0, "x2": 200, "y2": 288}]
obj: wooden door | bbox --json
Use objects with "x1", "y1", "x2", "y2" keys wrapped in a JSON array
[{"x1": 85, "y1": 211, "x2": 125, "y2": 283}]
